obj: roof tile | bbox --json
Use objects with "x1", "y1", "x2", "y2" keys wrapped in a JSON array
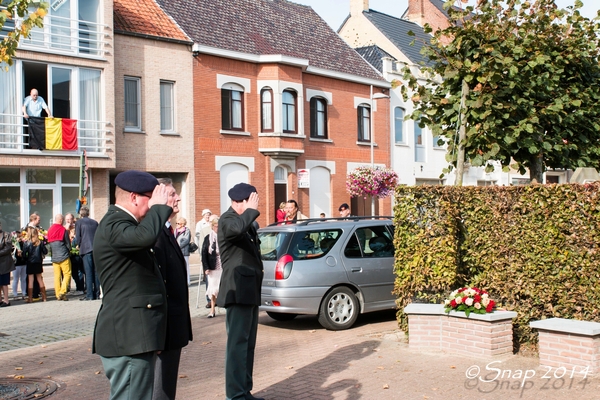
[
  {"x1": 114, "y1": 0, "x2": 190, "y2": 42},
  {"x1": 155, "y1": 0, "x2": 383, "y2": 81}
]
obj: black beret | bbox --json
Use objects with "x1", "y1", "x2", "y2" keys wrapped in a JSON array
[
  {"x1": 228, "y1": 182, "x2": 257, "y2": 201},
  {"x1": 115, "y1": 170, "x2": 159, "y2": 194},
  {"x1": 339, "y1": 203, "x2": 350, "y2": 211}
]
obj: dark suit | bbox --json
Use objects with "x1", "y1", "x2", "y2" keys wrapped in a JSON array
[
  {"x1": 75, "y1": 216, "x2": 99, "y2": 299},
  {"x1": 216, "y1": 207, "x2": 263, "y2": 400},
  {"x1": 152, "y1": 225, "x2": 193, "y2": 400},
  {"x1": 92, "y1": 204, "x2": 172, "y2": 400}
]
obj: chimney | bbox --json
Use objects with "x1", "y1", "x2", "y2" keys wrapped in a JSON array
[
  {"x1": 350, "y1": 0, "x2": 369, "y2": 17},
  {"x1": 406, "y1": 0, "x2": 425, "y2": 26}
]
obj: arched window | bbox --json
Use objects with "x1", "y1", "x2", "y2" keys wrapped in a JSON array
[
  {"x1": 310, "y1": 97, "x2": 327, "y2": 138},
  {"x1": 282, "y1": 90, "x2": 297, "y2": 133},
  {"x1": 221, "y1": 83, "x2": 244, "y2": 131},
  {"x1": 394, "y1": 107, "x2": 405, "y2": 144},
  {"x1": 261, "y1": 88, "x2": 273, "y2": 132},
  {"x1": 357, "y1": 104, "x2": 370, "y2": 142}
]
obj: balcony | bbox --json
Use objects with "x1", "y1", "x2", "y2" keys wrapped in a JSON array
[
  {"x1": 0, "y1": 113, "x2": 111, "y2": 156},
  {"x1": 1, "y1": 9, "x2": 111, "y2": 59}
]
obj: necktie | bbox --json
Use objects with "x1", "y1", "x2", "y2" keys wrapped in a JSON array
[{"x1": 169, "y1": 225, "x2": 174, "y2": 236}]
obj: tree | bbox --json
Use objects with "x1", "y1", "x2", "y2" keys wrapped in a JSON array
[
  {"x1": 0, "y1": 0, "x2": 48, "y2": 69},
  {"x1": 402, "y1": 0, "x2": 600, "y2": 184}
]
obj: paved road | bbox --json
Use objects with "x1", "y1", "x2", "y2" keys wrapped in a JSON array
[{"x1": 1, "y1": 261, "x2": 599, "y2": 399}]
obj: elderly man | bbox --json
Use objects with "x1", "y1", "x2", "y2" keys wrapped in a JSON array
[
  {"x1": 22, "y1": 88, "x2": 52, "y2": 118},
  {"x1": 338, "y1": 203, "x2": 351, "y2": 218},
  {"x1": 152, "y1": 178, "x2": 193, "y2": 400},
  {"x1": 93, "y1": 170, "x2": 175, "y2": 400},
  {"x1": 47, "y1": 214, "x2": 71, "y2": 301},
  {"x1": 217, "y1": 183, "x2": 264, "y2": 400},
  {"x1": 195, "y1": 208, "x2": 212, "y2": 246}
]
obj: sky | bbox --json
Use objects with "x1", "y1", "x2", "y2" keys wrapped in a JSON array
[{"x1": 292, "y1": 0, "x2": 598, "y2": 31}]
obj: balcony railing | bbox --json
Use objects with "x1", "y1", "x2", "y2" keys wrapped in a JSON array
[
  {"x1": 0, "y1": 113, "x2": 111, "y2": 156},
  {"x1": 0, "y1": 9, "x2": 110, "y2": 58}
]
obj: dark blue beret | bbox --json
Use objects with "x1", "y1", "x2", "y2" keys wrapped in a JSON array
[
  {"x1": 114, "y1": 170, "x2": 159, "y2": 194},
  {"x1": 228, "y1": 182, "x2": 257, "y2": 201}
]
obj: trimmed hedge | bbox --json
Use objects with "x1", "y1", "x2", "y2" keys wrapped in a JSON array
[{"x1": 393, "y1": 183, "x2": 600, "y2": 345}]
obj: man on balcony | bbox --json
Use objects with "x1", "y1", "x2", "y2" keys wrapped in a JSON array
[{"x1": 22, "y1": 89, "x2": 52, "y2": 119}]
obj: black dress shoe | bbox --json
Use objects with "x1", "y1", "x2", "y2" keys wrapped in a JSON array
[
  {"x1": 205, "y1": 303, "x2": 211, "y2": 308},
  {"x1": 80, "y1": 298, "x2": 92, "y2": 301},
  {"x1": 245, "y1": 394, "x2": 264, "y2": 400}
]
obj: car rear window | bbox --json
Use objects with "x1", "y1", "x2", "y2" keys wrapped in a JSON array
[
  {"x1": 259, "y1": 231, "x2": 291, "y2": 261},
  {"x1": 288, "y1": 229, "x2": 342, "y2": 260}
]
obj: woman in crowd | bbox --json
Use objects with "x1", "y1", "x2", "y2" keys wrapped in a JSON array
[
  {"x1": 201, "y1": 218, "x2": 221, "y2": 318},
  {"x1": 175, "y1": 217, "x2": 191, "y2": 286},
  {"x1": 22, "y1": 226, "x2": 47, "y2": 302},
  {"x1": 276, "y1": 202, "x2": 286, "y2": 222},
  {"x1": 11, "y1": 239, "x2": 27, "y2": 300},
  {"x1": 0, "y1": 222, "x2": 15, "y2": 307}
]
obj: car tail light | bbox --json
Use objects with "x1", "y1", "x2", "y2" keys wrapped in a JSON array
[{"x1": 275, "y1": 254, "x2": 293, "y2": 280}]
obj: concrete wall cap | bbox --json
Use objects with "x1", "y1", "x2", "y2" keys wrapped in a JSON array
[
  {"x1": 530, "y1": 318, "x2": 600, "y2": 336},
  {"x1": 404, "y1": 303, "x2": 517, "y2": 321}
]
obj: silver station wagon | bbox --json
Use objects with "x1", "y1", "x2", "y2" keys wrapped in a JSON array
[{"x1": 258, "y1": 217, "x2": 396, "y2": 330}]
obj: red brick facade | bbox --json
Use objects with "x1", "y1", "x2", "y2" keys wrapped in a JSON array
[{"x1": 193, "y1": 54, "x2": 390, "y2": 226}]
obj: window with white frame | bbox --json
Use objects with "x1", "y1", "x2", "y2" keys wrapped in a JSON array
[
  {"x1": 357, "y1": 104, "x2": 370, "y2": 142},
  {"x1": 282, "y1": 90, "x2": 297, "y2": 133},
  {"x1": 160, "y1": 80, "x2": 175, "y2": 133},
  {"x1": 432, "y1": 132, "x2": 443, "y2": 148},
  {"x1": 124, "y1": 77, "x2": 141, "y2": 131},
  {"x1": 261, "y1": 88, "x2": 273, "y2": 132},
  {"x1": 414, "y1": 119, "x2": 425, "y2": 162},
  {"x1": 310, "y1": 97, "x2": 327, "y2": 138},
  {"x1": 394, "y1": 107, "x2": 405, "y2": 144},
  {"x1": 221, "y1": 85, "x2": 244, "y2": 131}
]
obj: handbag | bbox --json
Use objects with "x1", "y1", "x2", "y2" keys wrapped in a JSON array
[{"x1": 188, "y1": 241, "x2": 199, "y2": 253}]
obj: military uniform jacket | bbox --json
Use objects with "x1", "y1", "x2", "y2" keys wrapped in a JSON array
[
  {"x1": 216, "y1": 207, "x2": 263, "y2": 308},
  {"x1": 92, "y1": 204, "x2": 172, "y2": 357},
  {"x1": 153, "y1": 226, "x2": 193, "y2": 351}
]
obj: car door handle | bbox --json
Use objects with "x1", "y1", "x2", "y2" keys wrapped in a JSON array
[{"x1": 351, "y1": 268, "x2": 362, "y2": 273}]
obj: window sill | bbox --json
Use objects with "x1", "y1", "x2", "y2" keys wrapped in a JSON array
[
  {"x1": 124, "y1": 129, "x2": 145, "y2": 134},
  {"x1": 394, "y1": 142, "x2": 409, "y2": 147},
  {"x1": 160, "y1": 132, "x2": 180, "y2": 136},
  {"x1": 433, "y1": 147, "x2": 446, "y2": 151},
  {"x1": 357, "y1": 141, "x2": 377, "y2": 147},
  {"x1": 221, "y1": 130, "x2": 251, "y2": 136},
  {"x1": 309, "y1": 137, "x2": 333, "y2": 143},
  {"x1": 258, "y1": 132, "x2": 306, "y2": 139}
]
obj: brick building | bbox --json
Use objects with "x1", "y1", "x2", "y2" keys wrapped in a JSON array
[
  {"x1": 156, "y1": 0, "x2": 391, "y2": 226},
  {"x1": 113, "y1": 0, "x2": 196, "y2": 225}
]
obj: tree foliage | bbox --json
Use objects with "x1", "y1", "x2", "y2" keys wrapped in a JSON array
[
  {"x1": 402, "y1": 0, "x2": 600, "y2": 183},
  {"x1": 0, "y1": 0, "x2": 48, "y2": 69}
]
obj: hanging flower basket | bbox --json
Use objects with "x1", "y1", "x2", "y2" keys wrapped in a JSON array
[{"x1": 346, "y1": 166, "x2": 398, "y2": 199}]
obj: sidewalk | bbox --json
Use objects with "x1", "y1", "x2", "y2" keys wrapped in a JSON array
[{"x1": 1, "y1": 260, "x2": 599, "y2": 399}]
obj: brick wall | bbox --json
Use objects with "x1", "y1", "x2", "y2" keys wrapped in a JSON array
[
  {"x1": 537, "y1": 331, "x2": 600, "y2": 374},
  {"x1": 405, "y1": 305, "x2": 516, "y2": 358}
]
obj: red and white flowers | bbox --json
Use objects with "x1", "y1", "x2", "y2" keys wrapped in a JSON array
[
  {"x1": 346, "y1": 166, "x2": 398, "y2": 199},
  {"x1": 444, "y1": 287, "x2": 496, "y2": 316}
]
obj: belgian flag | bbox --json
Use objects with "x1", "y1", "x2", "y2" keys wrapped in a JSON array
[{"x1": 28, "y1": 117, "x2": 78, "y2": 150}]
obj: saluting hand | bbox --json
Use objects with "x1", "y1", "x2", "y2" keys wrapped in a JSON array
[
  {"x1": 245, "y1": 192, "x2": 259, "y2": 211},
  {"x1": 148, "y1": 184, "x2": 169, "y2": 208}
]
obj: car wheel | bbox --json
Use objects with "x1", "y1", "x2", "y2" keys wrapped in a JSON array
[
  {"x1": 266, "y1": 311, "x2": 298, "y2": 322},
  {"x1": 318, "y1": 287, "x2": 358, "y2": 330}
]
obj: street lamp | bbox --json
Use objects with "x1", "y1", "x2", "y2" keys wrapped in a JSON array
[{"x1": 370, "y1": 85, "x2": 390, "y2": 216}]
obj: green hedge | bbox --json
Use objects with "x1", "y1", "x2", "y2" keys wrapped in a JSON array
[{"x1": 393, "y1": 183, "x2": 600, "y2": 346}]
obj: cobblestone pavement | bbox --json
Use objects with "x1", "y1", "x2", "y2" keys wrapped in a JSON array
[{"x1": 1, "y1": 260, "x2": 600, "y2": 399}]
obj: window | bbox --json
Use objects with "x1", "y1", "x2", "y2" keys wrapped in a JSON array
[
  {"x1": 357, "y1": 104, "x2": 370, "y2": 142},
  {"x1": 432, "y1": 133, "x2": 443, "y2": 148},
  {"x1": 124, "y1": 77, "x2": 141, "y2": 131},
  {"x1": 221, "y1": 88, "x2": 244, "y2": 131},
  {"x1": 344, "y1": 226, "x2": 393, "y2": 258},
  {"x1": 282, "y1": 90, "x2": 296, "y2": 133},
  {"x1": 394, "y1": 107, "x2": 405, "y2": 144},
  {"x1": 414, "y1": 120, "x2": 425, "y2": 162},
  {"x1": 261, "y1": 88, "x2": 273, "y2": 132},
  {"x1": 310, "y1": 97, "x2": 327, "y2": 138},
  {"x1": 160, "y1": 81, "x2": 175, "y2": 132}
]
